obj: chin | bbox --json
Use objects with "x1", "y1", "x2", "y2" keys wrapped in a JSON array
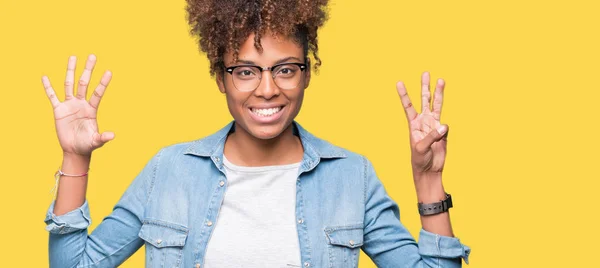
[{"x1": 247, "y1": 123, "x2": 289, "y2": 140}]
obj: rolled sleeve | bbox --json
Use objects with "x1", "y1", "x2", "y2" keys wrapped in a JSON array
[
  {"x1": 362, "y1": 156, "x2": 471, "y2": 267},
  {"x1": 44, "y1": 200, "x2": 91, "y2": 234},
  {"x1": 418, "y1": 229, "x2": 471, "y2": 264}
]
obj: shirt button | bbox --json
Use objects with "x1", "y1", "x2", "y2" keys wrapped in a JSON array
[
  {"x1": 219, "y1": 181, "x2": 225, "y2": 187},
  {"x1": 206, "y1": 220, "x2": 213, "y2": 227},
  {"x1": 349, "y1": 240, "x2": 355, "y2": 246},
  {"x1": 304, "y1": 262, "x2": 310, "y2": 267},
  {"x1": 297, "y1": 218, "x2": 304, "y2": 224},
  {"x1": 215, "y1": 157, "x2": 220, "y2": 162},
  {"x1": 156, "y1": 239, "x2": 162, "y2": 245}
]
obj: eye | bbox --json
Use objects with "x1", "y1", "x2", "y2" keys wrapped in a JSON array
[
  {"x1": 234, "y1": 67, "x2": 259, "y2": 79},
  {"x1": 236, "y1": 70, "x2": 254, "y2": 76},
  {"x1": 279, "y1": 68, "x2": 293, "y2": 74},
  {"x1": 275, "y1": 64, "x2": 299, "y2": 78}
]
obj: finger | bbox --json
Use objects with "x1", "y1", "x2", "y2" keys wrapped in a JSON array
[
  {"x1": 421, "y1": 71, "x2": 431, "y2": 112},
  {"x1": 76, "y1": 54, "x2": 97, "y2": 99},
  {"x1": 64, "y1": 56, "x2": 76, "y2": 98},
  {"x1": 432, "y1": 78, "x2": 445, "y2": 121},
  {"x1": 415, "y1": 124, "x2": 448, "y2": 154},
  {"x1": 42, "y1": 76, "x2": 60, "y2": 108},
  {"x1": 396, "y1": 81, "x2": 418, "y2": 121},
  {"x1": 92, "y1": 131, "x2": 115, "y2": 148},
  {"x1": 89, "y1": 70, "x2": 112, "y2": 109}
]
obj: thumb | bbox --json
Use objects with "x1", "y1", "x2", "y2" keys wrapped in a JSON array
[
  {"x1": 415, "y1": 124, "x2": 448, "y2": 153},
  {"x1": 100, "y1": 131, "x2": 115, "y2": 143},
  {"x1": 92, "y1": 131, "x2": 115, "y2": 148}
]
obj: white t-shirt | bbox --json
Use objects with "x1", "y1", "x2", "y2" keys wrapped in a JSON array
[{"x1": 203, "y1": 155, "x2": 302, "y2": 267}]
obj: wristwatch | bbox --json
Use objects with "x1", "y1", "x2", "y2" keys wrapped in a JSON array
[{"x1": 417, "y1": 193, "x2": 453, "y2": 216}]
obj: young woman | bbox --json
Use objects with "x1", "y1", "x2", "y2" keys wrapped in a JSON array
[{"x1": 42, "y1": 0, "x2": 470, "y2": 267}]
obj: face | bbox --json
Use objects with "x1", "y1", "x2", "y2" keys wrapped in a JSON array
[{"x1": 217, "y1": 33, "x2": 311, "y2": 140}]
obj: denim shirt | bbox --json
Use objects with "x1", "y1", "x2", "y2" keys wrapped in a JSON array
[{"x1": 45, "y1": 121, "x2": 470, "y2": 268}]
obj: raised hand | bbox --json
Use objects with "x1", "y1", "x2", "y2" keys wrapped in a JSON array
[
  {"x1": 396, "y1": 72, "x2": 448, "y2": 176},
  {"x1": 42, "y1": 55, "x2": 114, "y2": 157}
]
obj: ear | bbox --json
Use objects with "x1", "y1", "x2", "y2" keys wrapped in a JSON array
[
  {"x1": 216, "y1": 71, "x2": 226, "y2": 94},
  {"x1": 304, "y1": 58, "x2": 311, "y2": 89}
]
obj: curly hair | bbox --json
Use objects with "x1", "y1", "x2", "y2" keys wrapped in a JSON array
[{"x1": 186, "y1": 0, "x2": 329, "y2": 77}]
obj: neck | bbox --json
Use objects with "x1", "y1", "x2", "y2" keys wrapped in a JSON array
[{"x1": 223, "y1": 122, "x2": 304, "y2": 167}]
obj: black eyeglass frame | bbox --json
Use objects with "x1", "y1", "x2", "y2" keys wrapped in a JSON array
[
  {"x1": 223, "y1": 62, "x2": 308, "y2": 91},
  {"x1": 224, "y1": 62, "x2": 307, "y2": 77}
]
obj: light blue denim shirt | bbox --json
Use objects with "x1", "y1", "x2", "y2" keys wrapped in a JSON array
[{"x1": 45, "y1": 121, "x2": 470, "y2": 268}]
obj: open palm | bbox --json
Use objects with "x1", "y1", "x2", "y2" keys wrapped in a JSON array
[
  {"x1": 42, "y1": 55, "x2": 114, "y2": 156},
  {"x1": 397, "y1": 72, "x2": 448, "y2": 174}
]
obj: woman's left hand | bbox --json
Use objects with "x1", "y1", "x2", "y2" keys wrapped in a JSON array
[{"x1": 396, "y1": 72, "x2": 448, "y2": 179}]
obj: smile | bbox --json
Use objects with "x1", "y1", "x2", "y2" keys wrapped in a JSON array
[{"x1": 250, "y1": 106, "x2": 283, "y2": 117}]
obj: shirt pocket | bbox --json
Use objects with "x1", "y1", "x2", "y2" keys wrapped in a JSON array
[
  {"x1": 138, "y1": 220, "x2": 189, "y2": 268},
  {"x1": 324, "y1": 224, "x2": 364, "y2": 268}
]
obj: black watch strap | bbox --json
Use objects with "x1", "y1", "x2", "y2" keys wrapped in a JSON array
[{"x1": 417, "y1": 193, "x2": 453, "y2": 216}]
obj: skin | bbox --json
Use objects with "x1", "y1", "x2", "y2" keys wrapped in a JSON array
[
  {"x1": 217, "y1": 33, "x2": 309, "y2": 167},
  {"x1": 397, "y1": 74, "x2": 454, "y2": 236},
  {"x1": 43, "y1": 34, "x2": 454, "y2": 237},
  {"x1": 42, "y1": 54, "x2": 113, "y2": 215}
]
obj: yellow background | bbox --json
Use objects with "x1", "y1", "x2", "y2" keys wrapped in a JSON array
[{"x1": 1, "y1": 0, "x2": 598, "y2": 267}]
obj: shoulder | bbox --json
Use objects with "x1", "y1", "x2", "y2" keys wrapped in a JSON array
[
  {"x1": 299, "y1": 127, "x2": 370, "y2": 173},
  {"x1": 160, "y1": 141, "x2": 198, "y2": 156},
  {"x1": 158, "y1": 122, "x2": 235, "y2": 159},
  {"x1": 296, "y1": 122, "x2": 367, "y2": 164}
]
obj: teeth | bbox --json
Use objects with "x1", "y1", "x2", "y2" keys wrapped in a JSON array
[{"x1": 251, "y1": 107, "x2": 282, "y2": 117}]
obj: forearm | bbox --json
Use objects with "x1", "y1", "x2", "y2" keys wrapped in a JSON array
[
  {"x1": 363, "y1": 159, "x2": 469, "y2": 266},
  {"x1": 53, "y1": 152, "x2": 90, "y2": 216},
  {"x1": 414, "y1": 172, "x2": 454, "y2": 237},
  {"x1": 45, "y1": 150, "x2": 161, "y2": 267},
  {"x1": 46, "y1": 201, "x2": 145, "y2": 267}
]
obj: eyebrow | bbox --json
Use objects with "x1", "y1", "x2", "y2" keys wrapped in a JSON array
[{"x1": 235, "y1": 56, "x2": 304, "y2": 66}]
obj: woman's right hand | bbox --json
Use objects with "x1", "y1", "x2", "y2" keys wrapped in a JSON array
[{"x1": 42, "y1": 54, "x2": 114, "y2": 157}]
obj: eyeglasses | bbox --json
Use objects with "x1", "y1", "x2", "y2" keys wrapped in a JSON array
[{"x1": 224, "y1": 62, "x2": 307, "y2": 92}]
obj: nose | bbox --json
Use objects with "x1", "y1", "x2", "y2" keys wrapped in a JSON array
[{"x1": 253, "y1": 71, "x2": 280, "y2": 99}]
